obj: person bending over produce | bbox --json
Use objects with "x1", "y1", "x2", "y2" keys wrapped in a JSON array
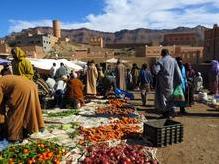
[
  {"x1": 64, "y1": 72, "x2": 85, "y2": 109},
  {"x1": 0, "y1": 75, "x2": 44, "y2": 142}
]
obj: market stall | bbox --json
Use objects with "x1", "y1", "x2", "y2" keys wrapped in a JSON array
[
  {"x1": 28, "y1": 58, "x2": 83, "y2": 71},
  {"x1": 106, "y1": 58, "x2": 128, "y2": 64},
  {"x1": 0, "y1": 99, "x2": 158, "y2": 163}
]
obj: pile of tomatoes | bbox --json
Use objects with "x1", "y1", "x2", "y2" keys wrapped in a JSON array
[{"x1": 0, "y1": 140, "x2": 67, "y2": 164}]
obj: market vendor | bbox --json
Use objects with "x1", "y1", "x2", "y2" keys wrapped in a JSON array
[
  {"x1": 11, "y1": 47, "x2": 34, "y2": 80},
  {"x1": 64, "y1": 72, "x2": 85, "y2": 109},
  {"x1": 0, "y1": 75, "x2": 44, "y2": 142}
]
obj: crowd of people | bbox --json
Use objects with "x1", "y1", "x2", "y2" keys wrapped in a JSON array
[{"x1": 0, "y1": 47, "x2": 206, "y2": 142}]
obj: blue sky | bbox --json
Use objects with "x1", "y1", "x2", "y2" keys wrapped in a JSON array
[
  {"x1": 0, "y1": 0, "x2": 103, "y2": 37},
  {"x1": 1, "y1": 0, "x2": 219, "y2": 37}
]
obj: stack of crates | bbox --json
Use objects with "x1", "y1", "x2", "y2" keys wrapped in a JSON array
[{"x1": 143, "y1": 119, "x2": 183, "y2": 147}]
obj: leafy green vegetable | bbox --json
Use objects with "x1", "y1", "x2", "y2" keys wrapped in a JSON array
[{"x1": 45, "y1": 110, "x2": 79, "y2": 118}]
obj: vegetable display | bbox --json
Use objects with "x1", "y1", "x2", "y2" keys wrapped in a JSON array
[
  {"x1": 96, "y1": 106, "x2": 135, "y2": 116},
  {"x1": 108, "y1": 99, "x2": 128, "y2": 108},
  {"x1": 0, "y1": 99, "x2": 159, "y2": 163},
  {"x1": 80, "y1": 123, "x2": 141, "y2": 143},
  {"x1": 44, "y1": 110, "x2": 79, "y2": 118},
  {"x1": 82, "y1": 143, "x2": 158, "y2": 164},
  {"x1": 0, "y1": 140, "x2": 67, "y2": 163},
  {"x1": 110, "y1": 117, "x2": 139, "y2": 124}
]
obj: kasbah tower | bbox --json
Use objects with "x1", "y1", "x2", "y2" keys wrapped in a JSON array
[{"x1": 53, "y1": 20, "x2": 61, "y2": 39}]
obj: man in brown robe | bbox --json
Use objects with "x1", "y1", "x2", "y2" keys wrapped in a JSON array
[
  {"x1": 64, "y1": 72, "x2": 84, "y2": 109},
  {"x1": 86, "y1": 60, "x2": 98, "y2": 95},
  {"x1": 115, "y1": 60, "x2": 126, "y2": 90},
  {"x1": 0, "y1": 75, "x2": 44, "y2": 142}
]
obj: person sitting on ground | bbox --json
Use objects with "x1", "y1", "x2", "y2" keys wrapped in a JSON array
[
  {"x1": 1, "y1": 63, "x2": 12, "y2": 76},
  {"x1": 33, "y1": 71, "x2": 51, "y2": 109},
  {"x1": 11, "y1": 47, "x2": 34, "y2": 80},
  {"x1": 0, "y1": 75, "x2": 44, "y2": 142},
  {"x1": 194, "y1": 72, "x2": 203, "y2": 93},
  {"x1": 64, "y1": 72, "x2": 85, "y2": 109}
]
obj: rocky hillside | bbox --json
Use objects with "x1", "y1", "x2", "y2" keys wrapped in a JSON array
[{"x1": 6, "y1": 25, "x2": 207, "y2": 45}]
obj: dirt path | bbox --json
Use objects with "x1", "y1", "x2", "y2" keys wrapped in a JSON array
[{"x1": 131, "y1": 92, "x2": 219, "y2": 164}]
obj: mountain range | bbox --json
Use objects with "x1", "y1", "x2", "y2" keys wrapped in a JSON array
[{"x1": 6, "y1": 25, "x2": 207, "y2": 45}]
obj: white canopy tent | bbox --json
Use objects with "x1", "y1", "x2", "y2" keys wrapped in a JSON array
[
  {"x1": 106, "y1": 58, "x2": 128, "y2": 64},
  {"x1": 71, "y1": 60, "x2": 87, "y2": 67},
  {"x1": 28, "y1": 58, "x2": 83, "y2": 71}
]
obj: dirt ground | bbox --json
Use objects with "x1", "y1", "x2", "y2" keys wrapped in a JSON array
[{"x1": 131, "y1": 91, "x2": 219, "y2": 164}]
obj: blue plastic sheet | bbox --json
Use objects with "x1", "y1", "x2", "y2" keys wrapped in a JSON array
[
  {"x1": 0, "y1": 58, "x2": 10, "y2": 65},
  {"x1": 114, "y1": 88, "x2": 134, "y2": 100}
]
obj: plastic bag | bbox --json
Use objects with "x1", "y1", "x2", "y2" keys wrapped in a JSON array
[{"x1": 172, "y1": 85, "x2": 185, "y2": 102}]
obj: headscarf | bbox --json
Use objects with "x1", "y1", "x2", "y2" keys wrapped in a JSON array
[
  {"x1": 14, "y1": 47, "x2": 27, "y2": 60},
  {"x1": 72, "y1": 72, "x2": 78, "y2": 79}
]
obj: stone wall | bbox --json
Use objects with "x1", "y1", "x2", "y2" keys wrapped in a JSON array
[
  {"x1": 20, "y1": 45, "x2": 45, "y2": 58},
  {"x1": 204, "y1": 24, "x2": 219, "y2": 61}
]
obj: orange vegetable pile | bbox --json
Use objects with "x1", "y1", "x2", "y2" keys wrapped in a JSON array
[
  {"x1": 110, "y1": 117, "x2": 139, "y2": 124},
  {"x1": 80, "y1": 123, "x2": 140, "y2": 143},
  {"x1": 108, "y1": 99, "x2": 128, "y2": 108},
  {"x1": 0, "y1": 140, "x2": 67, "y2": 164},
  {"x1": 96, "y1": 106, "x2": 135, "y2": 116}
]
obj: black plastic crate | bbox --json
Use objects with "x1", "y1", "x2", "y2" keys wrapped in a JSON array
[{"x1": 143, "y1": 119, "x2": 183, "y2": 147}]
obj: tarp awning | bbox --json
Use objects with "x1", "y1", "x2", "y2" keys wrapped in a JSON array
[
  {"x1": 28, "y1": 58, "x2": 83, "y2": 71},
  {"x1": 106, "y1": 58, "x2": 128, "y2": 63}
]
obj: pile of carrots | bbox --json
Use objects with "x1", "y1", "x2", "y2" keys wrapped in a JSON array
[
  {"x1": 81, "y1": 99, "x2": 141, "y2": 143},
  {"x1": 108, "y1": 99, "x2": 128, "y2": 108},
  {"x1": 96, "y1": 106, "x2": 135, "y2": 116},
  {"x1": 80, "y1": 123, "x2": 140, "y2": 143},
  {"x1": 110, "y1": 117, "x2": 139, "y2": 124}
]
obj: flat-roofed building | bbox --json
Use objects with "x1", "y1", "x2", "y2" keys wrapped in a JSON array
[
  {"x1": 136, "y1": 45, "x2": 203, "y2": 64},
  {"x1": 163, "y1": 33, "x2": 200, "y2": 46},
  {"x1": 9, "y1": 34, "x2": 58, "y2": 52},
  {"x1": 204, "y1": 24, "x2": 219, "y2": 61}
]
